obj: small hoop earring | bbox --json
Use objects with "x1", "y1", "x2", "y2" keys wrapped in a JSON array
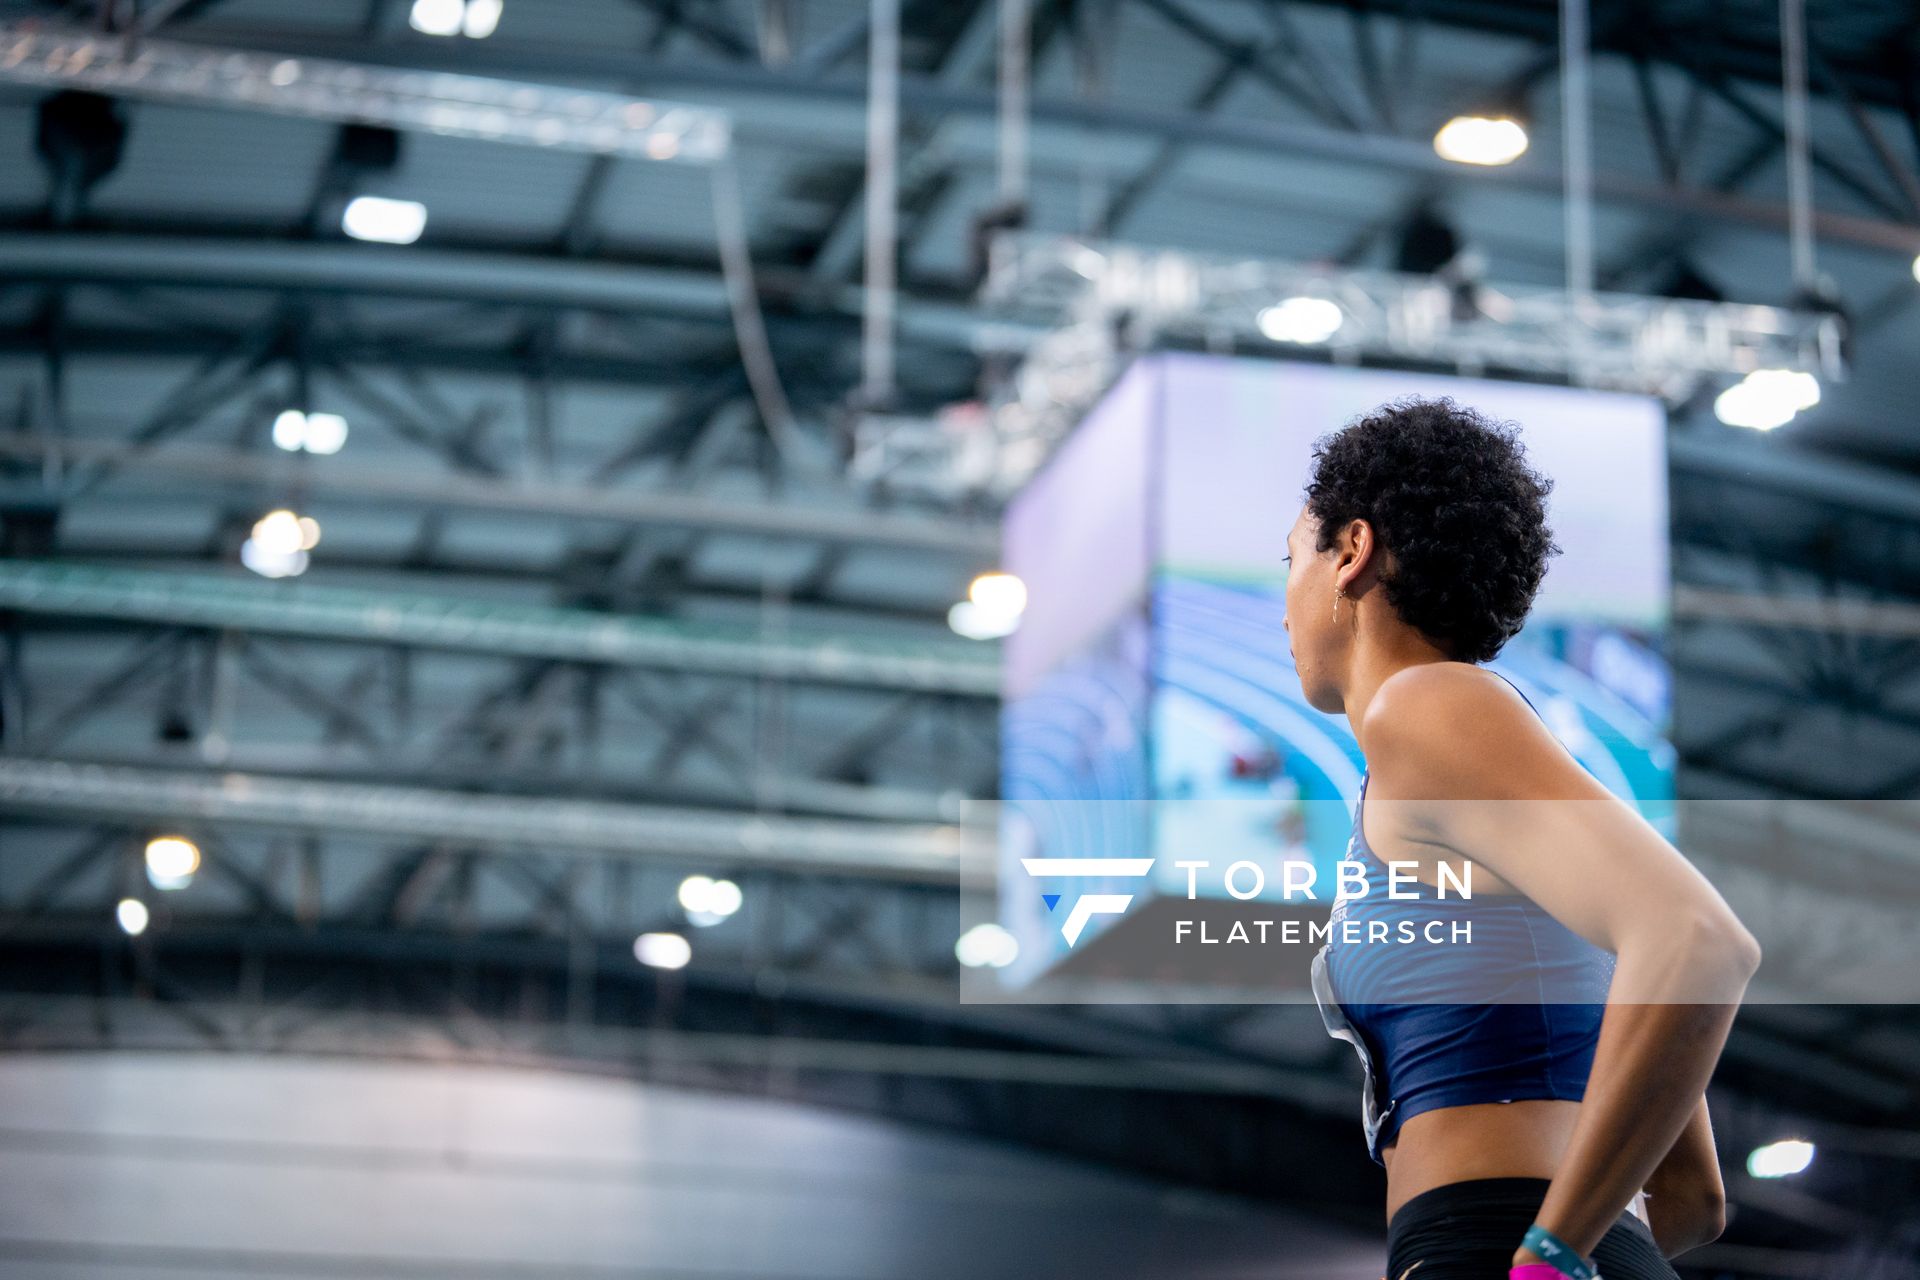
[{"x1": 1333, "y1": 586, "x2": 1346, "y2": 621}]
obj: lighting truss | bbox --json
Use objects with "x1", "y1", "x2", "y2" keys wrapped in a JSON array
[
  {"x1": 897, "y1": 234, "x2": 1847, "y2": 496},
  {"x1": 0, "y1": 22, "x2": 730, "y2": 162}
]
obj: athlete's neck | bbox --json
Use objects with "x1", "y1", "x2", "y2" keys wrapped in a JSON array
[{"x1": 1337, "y1": 622, "x2": 1454, "y2": 750}]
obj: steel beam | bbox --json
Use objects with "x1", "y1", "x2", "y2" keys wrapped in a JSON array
[
  {"x1": 1671, "y1": 435, "x2": 1920, "y2": 529},
  {"x1": 0, "y1": 561, "x2": 1000, "y2": 695},
  {"x1": 0, "y1": 234, "x2": 1011, "y2": 352},
  {"x1": 0, "y1": 434, "x2": 1000, "y2": 560},
  {"x1": 1675, "y1": 585, "x2": 1920, "y2": 641},
  {"x1": 0, "y1": 757, "x2": 994, "y2": 881}
]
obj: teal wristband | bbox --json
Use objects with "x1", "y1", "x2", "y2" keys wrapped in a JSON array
[{"x1": 1521, "y1": 1225, "x2": 1598, "y2": 1280}]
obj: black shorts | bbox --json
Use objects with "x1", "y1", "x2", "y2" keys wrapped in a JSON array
[{"x1": 1386, "y1": 1178, "x2": 1678, "y2": 1280}]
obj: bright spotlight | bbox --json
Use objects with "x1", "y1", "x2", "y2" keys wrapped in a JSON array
[
  {"x1": 677, "y1": 875, "x2": 715, "y2": 914},
  {"x1": 1715, "y1": 368, "x2": 1820, "y2": 431},
  {"x1": 948, "y1": 600, "x2": 1017, "y2": 641},
  {"x1": 241, "y1": 539, "x2": 310, "y2": 579},
  {"x1": 968, "y1": 572, "x2": 1028, "y2": 618},
  {"x1": 1713, "y1": 383, "x2": 1794, "y2": 432},
  {"x1": 678, "y1": 874, "x2": 742, "y2": 926},
  {"x1": 251, "y1": 509, "x2": 308, "y2": 556},
  {"x1": 115, "y1": 898, "x2": 150, "y2": 937},
  {"x1": 1434, "y1": 115, "x2": 1529, "y2": 166},
  {"x1": 706, "y1": 878, "x2": 742, "y2": 917},
  {"x1": 272, "y1": 410, "x2": 347, "y2": 454},
  {"x1": 304, "y1": 413, "x2": 349, "y2": 454},
  {"x1": 634, "y1": 931, "x2": 692, "y2": 970},
  {"x1": 1714, "y1": 383, "x2": 1794, "y2": 431},
  {"x1": 243, "y1": 507, "x2": 316, "y2": 576},
  {"x1": 409, "y1": 0, "x2": 463, "y2": 36},
  {"x1": 955, "y1": 922, "x2": 1019, "y2": 969},
  {"x1": 272, "y1": 409, "x2": 308, "y2": 452},
  {"x1": 342, "y1": 195, "x2": 427, "y2": 245},
  {"x1": 1257, "y1": 296, "x2": 1345, "y2": 344},
  {"x1": 1753, "y1": 368, "x2": 1821, "y2": 410},
  {"x1": 1747, "y1": 1139, "x2": 1815, "y2": 1179},
  {"x1": 144, "y1": 835, "x2": 201, "y2": 890},
  {"x1": 952, "y1": 572, "x2": 1026, "y2": 640},
  {"x1": 462, "y1": 0, "x2": 503, "y2": 38},
  {"x1": 1912, "y1": 253, "x2": 1919, "y2": 284}
]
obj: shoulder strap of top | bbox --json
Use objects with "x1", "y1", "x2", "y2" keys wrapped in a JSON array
[{"x1": 1487, "y1": 667, "x2": 1541, "y2": 718}]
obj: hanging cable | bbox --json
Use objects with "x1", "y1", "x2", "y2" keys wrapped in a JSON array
[
  {"x1": 1780, "y1": 0, "x2": 1817, "y2": 296},
  {"x1": 1560, "y1": 0, "x2": 1594, "y2": 306},
  {"x1": 1560, "y1": 0, "x2": 1594, "y2": 383},
  {"x1": 709, "y1": 157, "x2": 800, "y2": 463},
  {"x1": 861, "y1": 0, "x2": 900, "y2": 410},
  {"x1": 997, "y1": 0, "x2": 1030, "y2": 209}
]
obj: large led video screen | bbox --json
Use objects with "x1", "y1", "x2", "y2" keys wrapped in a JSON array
[
  {"x1": 997, "y1": 352, "x2": 1670, "y2": 987},
  {"x1": 1153, "y1": 356, "x2": 1672, "y2": 901}
]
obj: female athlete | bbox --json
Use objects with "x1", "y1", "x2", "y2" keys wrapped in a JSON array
[{"x1": 1287, "y1": 399, "x2": 1761, "y2": 1280}]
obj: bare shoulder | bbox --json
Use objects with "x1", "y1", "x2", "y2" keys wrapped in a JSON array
[
  {"x1": 1362, "y1": 662, "x2": 1529, "y2": 744},
  {"x1": 1360, "y1": 663, "x2": 1570, "y2": 799}
]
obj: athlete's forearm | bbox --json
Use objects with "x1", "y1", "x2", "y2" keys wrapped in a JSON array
[
  {"x1": 1644, "y1": 1097, "x2": 1727, "y2": 1257},
  {"x1": 1646, "y1": 1185, "x2": 1726, "y2": 1259},
  {"x1": 1516, "y1": 923, "x2": 1757, "y2": 1267}
]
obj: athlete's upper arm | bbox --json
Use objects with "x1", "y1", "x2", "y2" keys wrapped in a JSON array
[{"x1": 1360, "y1": 666, "x2": 1745, "y2": 959}]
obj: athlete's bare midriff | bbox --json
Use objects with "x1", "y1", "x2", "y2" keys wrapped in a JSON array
[{"x1": 1380, "y1": 1098, "x2": 1587, "y2": 1223}]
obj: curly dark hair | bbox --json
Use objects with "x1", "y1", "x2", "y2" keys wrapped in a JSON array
[{"x1": 1305, "y1": 397, "x2": 1559, "y2": 663}]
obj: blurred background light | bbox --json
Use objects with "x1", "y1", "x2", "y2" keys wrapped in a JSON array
[
  {"x1": 249, "y1": 509, "x2": 321, "y2": 555},
  {"x1": 144, "y1": 835, "x2": 200, "y2": 890},
  {"x1": 303, "y1": 414, "x2": 349, "y2": 454},
  {"x1": 1747, "y1": 1139, "x2": 1816, "y2": 1179},
  {"x1": 1257, "y1": 296, "x2": 1344, "y2": 344},
  {"x1": 951, "y1": 572, "x2": 1025, "y2": 639},
  {"x1": 678, "y1": 874, "x2": 742, "y2": 927},
  {"x1": 954, "y1": 922, "x2": 1018, "y2": 969},
  {"x1": 240, "y1": 508, "x2": 319, "y2": 577},
  {"x1": 408, "y1": 0, "x2": 463, "y2": 36},
  {"x1": 462, "y1": 0, "x2": 503, "y2": 38},
  {"x1": 272, "y1": 409, "x2": 348, "y2": 455},
  {"x1": 411, "y1": 0, "x2": 501, "y2": 39},
  {"x1": 1433, "y1": 115, "x2": 1529, "y2": 166},
  {"x1": 240, "y1": 539, "x2": 309, "y2": 579},
  {"x1": 271, "y1": 409, "x2": 305, "y2": 452},
  {"x1": 676, "y1": 874, "x2": 715, "y2": 912},
  {"x1": 341, "y1": 195, "x2": 427, "y2": 244},
  {"x1": 250, "y1": 509, "x2": 305, "y2": 556},
  {"x1": 114, "y1": 898, "x2": 149, "y2": 936},
  {"x1": 967, "y1": 571, "x2": 1027, "y2": 618},
  {"x1": 1715, "y1": 368, "x2": 1821, "y2": 431},
  {"x1": 633, "y1": 931, "x2": 692, "y2": 969},
  {"x1": 947, "y1": 600, "x2": 1012, "y2": 640}
]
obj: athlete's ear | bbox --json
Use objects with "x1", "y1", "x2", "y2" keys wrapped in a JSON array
[{"x1": 1333, "y1": 518, "x2": 1378, "y2": 592}]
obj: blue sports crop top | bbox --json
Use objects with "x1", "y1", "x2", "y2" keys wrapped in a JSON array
[{"x1": 1317, "y1": 766, "x2": 1617, "y2": 1165}]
